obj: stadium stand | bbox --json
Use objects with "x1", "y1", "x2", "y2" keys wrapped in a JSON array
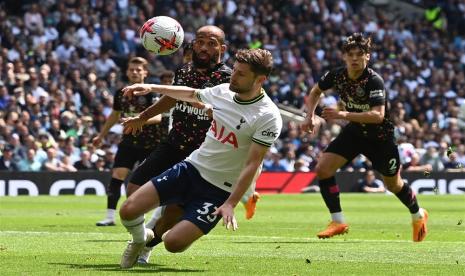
[{"x1": 0, "y1": 0, "x2": 464, "y2": 173}]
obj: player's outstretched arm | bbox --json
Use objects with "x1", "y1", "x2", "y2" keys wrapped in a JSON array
[
  {"x1": 212, "y1": 142, "x2": 269, "y2": 231},
  {"x1": 302, "y1": 84, "x2": 324, "y2": 133},
  {"x1": 122, "y1": 84, "x2": 198, "y2": 103},
  {"x1": 321, "y1": 104, "x2": 385, "y2": 124},
  {"x1": 121, "y1": 114, "x2": 162, "y2": 135},
  {"x1": 122, "y1": 95, "x2": 176, "y2": 135},
  {"x1": 92, "y1": 110, "x2": 121, "y2": 147}
]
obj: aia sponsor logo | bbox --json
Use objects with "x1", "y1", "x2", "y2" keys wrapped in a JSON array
[{"x1": 210, "y1": 119, "x2": 238, "y2": 148}]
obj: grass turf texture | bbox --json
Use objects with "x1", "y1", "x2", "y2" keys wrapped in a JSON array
[{"x1": 1, "y1": 194, "x2": 464, "y2": 275}]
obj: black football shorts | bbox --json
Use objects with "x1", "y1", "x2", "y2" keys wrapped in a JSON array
[{"x1": 325, "y1": 125, "x2": 400, "y2": 176}]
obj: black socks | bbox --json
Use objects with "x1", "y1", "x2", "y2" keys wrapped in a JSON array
[
  {"x1": 395, "y1": 183, "x2": 420, "y2": 214},
  {"x1": 107, "y1": 178, "x2": 124, "y2": 210},
  {"x1": 319, "y1": 177, "x2": 342, "y2": 213}
]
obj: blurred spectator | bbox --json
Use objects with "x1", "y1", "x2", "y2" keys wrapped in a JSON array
[
  {"x1": 263, "y1": 149, "x2": 287, "y2": 172},
  {"x1": 94, "y1": 51, "x2": 118, "y2": 77},
  {"x1": 94, "y1": 157, "x2": 107, "y2": 171},
  {"x1": 444, "y1": 152, "x2": 465, "y2": 172},
  {"x1": 294, "y1": 159, "x2": 310, "y2": 172},
  {"x1": 279, "y1": 150, "x2": 297, "y2": 172},
  {"x1": 61, "y1": 155, "x2": 77, "y2": 172},
  {"x1": 358, "y1": 170, "x2": 386, "y2": 193},
  {"x1": 73, "y1": 150, "x2": 93, "y2": 170},
  {"x1": 18, "y1": 148, "x2": 42, "y2": 171},
  {"x1": 42, "y1": 147, "x2": 64, "y2": 172},
  {"x1": 404, "y1": 152, "x2": 432, "y2": 172},
  {"x1": 420, "y1": 143, "x2": 445, "y2": 171},
  {"x1": 0, "y1": 144, "x2": 19, "y2": 171},
  {"x1": 24, "y1": 3, "x2": 44, "y2": 33}
]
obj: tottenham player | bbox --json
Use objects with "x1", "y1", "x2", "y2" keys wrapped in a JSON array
[
  {"x1": 121, "y1": 25, "x2": 260, "y2": 264},
  {"x1": 301, "y1": 33, "x2": 428, "y2": 241},
  {"x1": 117, "y1": 49, "x2": 282, "y2": 269}
]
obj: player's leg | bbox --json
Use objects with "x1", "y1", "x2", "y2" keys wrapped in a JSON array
[
  {"x1": 97, "y1": 144, "x2": 137, "y2": 226},
  {"x1": 120, "y1": 161, "x2": 191, "y2": 268},
  {"x1": 314, "y1": 128, "x2": 359, "y2": 238},
  {"x1": 139, "y1": 204, "x2": 183, "y2": 264},
  {"x1": 369, "y1": 140, "x2": 428, "y2": 242},
  {"x1": 161, "y1": 167, "x2": 230, "y2": 253},
  {"x1": 162, "y1": 220, "x2": 204, "y2": 253},
  {"x1": 126, "y1": 143, "x2": 190, "y2": 263},
  {"x1": 314, "y1": 152, "x2": 350, "y2": 238},
  {"x1": 119, "y1": 181, "x2": 159, "y2": 268},
  {"x1": 127, "y1": 145, "x2": 179, "y2": 247}
]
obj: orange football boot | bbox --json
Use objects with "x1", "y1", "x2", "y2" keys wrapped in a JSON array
[
  {"x1": 244, "y1": 192, "x2": 260, "y2": 220},
  {"x1": 317, "y1": 221, "x2": 349, "y2": 239},
  {"x1": 412, "y1": 208, "x2": 428, "y2": 242}
]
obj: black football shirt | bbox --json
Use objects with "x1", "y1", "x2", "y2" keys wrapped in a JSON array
[
  {"x1": 318, "y1": 67, "x2": 395, "y2": 140},
  {"x1": 167, "y1": 62, "x2": 232, "y2": 152}
]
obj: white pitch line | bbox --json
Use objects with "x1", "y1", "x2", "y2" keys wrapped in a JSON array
[{"x1": 1, "y1": 230, "x2": 465, "y2": 244}]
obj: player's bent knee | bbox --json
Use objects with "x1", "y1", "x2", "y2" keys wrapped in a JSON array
[
  {"x1": 119, "y1": 199, "x2": 137, "y2": 220},
  {"x1": 112, "y1": 168, "x2": 128, "y2": 180},
  {"x1": 163, "y1": 236, "x2": 190, "y2": 253},
  {"x1": 162, "y1": 230, "x2": 192, "y2": 253}
]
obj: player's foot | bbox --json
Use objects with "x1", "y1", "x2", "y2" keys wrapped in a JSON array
[
  {"x1": 120, "y1": 229, "x2": 154, "y2": 269},
  {"x1": 412, "y1": 208, "x2": 428, "y2": 242},
  {"x1": 137, "y1": 246, "x2": 153, "y2": 264},
  {"x1": 317, "y1": 221, "x2": 349, "y2": 239},
  {"x1": 244, "y1": 192, "x2": 260, "y2": 220},
  {"x1": 96, "y1": 218, "x2": 115, "y2": 226}
]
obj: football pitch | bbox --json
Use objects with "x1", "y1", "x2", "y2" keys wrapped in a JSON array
[{"x1": 1, "y1": 194, "x2": 464, "y2": 275}]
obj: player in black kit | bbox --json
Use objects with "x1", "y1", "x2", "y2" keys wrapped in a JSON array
[
  {"x1": 95, "y1": 57, "x2": 169, "y2": 226},
  {"x1": 302, "y1": 33, "x2": 428, "y2": 242}
]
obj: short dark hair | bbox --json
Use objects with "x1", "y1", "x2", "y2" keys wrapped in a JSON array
[
  {"x1": 342, "y1": 33, "x2": 372, "y2": 54},
  {"x1": 235, "y1": 49, "x2": 273, "y2": 76},
  {"x1": 160, "y1": 70, "x2": 175, "y2": 80},
  {"x1": 128, "y1": 57, "x2": 149, "y2": 70},
  {"x1": 196, "y1": 25, "x2": 225, "y2": 45}
]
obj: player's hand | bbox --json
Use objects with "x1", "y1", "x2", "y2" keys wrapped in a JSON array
[
  {"x1": 190, "y1": 102, "x2": 213, "y2": 118},
  {"x1": 212, "y1": 203, "x2": 238, "y2": 231},
  {"x1": 121, "y1": 116, "x2": 146, "y2": 135},
  {"x1": 301, "y1": 115, "x2": 317, "y2": 134},
  {"x1": 122, "y1": 84, "x2": 153, "y2": 99},
  {"x1": 92, "y1": 135, "x2": 103, "y2": 147},
  {"x1": 322, "y1": 107, "x2": 346, "y2": 120}
]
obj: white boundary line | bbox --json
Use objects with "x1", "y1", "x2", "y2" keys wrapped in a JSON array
[{"x1": 1, "y1": 230, "x2": 465, "y2": 244}]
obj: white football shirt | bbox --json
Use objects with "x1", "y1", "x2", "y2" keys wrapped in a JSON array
[{"x1": 186, "y1": 83, "x2": 283, "y2": 193}]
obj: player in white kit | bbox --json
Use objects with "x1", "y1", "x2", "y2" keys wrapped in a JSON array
[{"x1": 117, "y1": 49, "x2": 282, "y2": 269}]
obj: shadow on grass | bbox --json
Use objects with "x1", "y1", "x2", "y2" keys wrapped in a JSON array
[{"x1": 50, "y1": 262, "x2": 205, "y2": 273}]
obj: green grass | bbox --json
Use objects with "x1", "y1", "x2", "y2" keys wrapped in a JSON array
[{"x1": 1, "y1": 194, "x2": 464, "y2": 275}]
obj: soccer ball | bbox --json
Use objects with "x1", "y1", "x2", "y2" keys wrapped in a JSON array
[{"x1": 140, "y1": 16, "x2": 184, "y2": 55}]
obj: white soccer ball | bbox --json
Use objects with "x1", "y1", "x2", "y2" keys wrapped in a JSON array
[{"x1": 140, "y1": 16, "x2": 184, "y2": 55}]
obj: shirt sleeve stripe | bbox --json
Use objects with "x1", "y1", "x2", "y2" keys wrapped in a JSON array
[{"x1": 252, "y1": 137, "x2": 272, "y2": 147}]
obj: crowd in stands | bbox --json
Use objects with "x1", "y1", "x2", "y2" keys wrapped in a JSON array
[{"x1": 1, "y1": 0, "x2": 464, "y2": 173}]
